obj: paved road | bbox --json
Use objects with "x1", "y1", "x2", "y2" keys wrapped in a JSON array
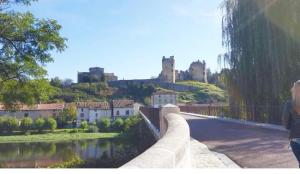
[{"x1": 183, "y1": 114, "x2": 298, "y2": 168}]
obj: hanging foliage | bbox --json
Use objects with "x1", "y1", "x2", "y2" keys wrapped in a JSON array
[{"x1": 221, "y1": 0, "x2": 300, "y2": 123}]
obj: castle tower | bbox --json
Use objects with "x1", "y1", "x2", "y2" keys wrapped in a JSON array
[
  {"x1": 189, "y1": 60, "x2": 207, "y2": 83},
  {"x1": 161, "y1": 56, "x2": 176, "y2": 83}
]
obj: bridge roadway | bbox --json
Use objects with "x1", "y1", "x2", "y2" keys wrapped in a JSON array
[{"x1": 182, "y1": 114, "x2": 298, "y2": 168}]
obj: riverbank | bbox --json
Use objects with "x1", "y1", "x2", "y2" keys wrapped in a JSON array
[{"x1": 0, "y1": 132, "x2": 120, "y2": 143}]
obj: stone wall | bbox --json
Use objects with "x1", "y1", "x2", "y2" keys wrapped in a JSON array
[{"x1": 121, "y1": 105, "x2": 191, "y2": 168}]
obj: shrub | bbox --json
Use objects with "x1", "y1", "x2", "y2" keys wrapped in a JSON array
[
  {"x1": 20, "y1": 117, "x2": 33, "y2": 133},
  {"x1": 6, "y1": 117, "x2": 19, "y2": 133},
  {"x1": 113, "y1": 118, "x2": 124, "y2": 132},
  {"x1": 123, "y1": 118, "x2": 132, "y2": 132},
  {"x1": 80, "y1": 121, "x2": 89, "y2": 131},
  {"x1": 87, "y1": 125, "x2": 99, "y2": 133},
  {"x1": 35, "y1": 118, "x2": 46, "y2": 132},
  {"x1": 97, "y1": 117, "x2": 111, "y2": 132},
  {"x1": 46, "y1": 118, "x2": 57, "y2": 132},
  {"x1": 0, "y1": 117, "x2": 8, "y2": 134}
]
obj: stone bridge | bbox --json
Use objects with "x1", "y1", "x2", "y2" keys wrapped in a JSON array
[{"x1": 121, "y1": 105, "x2": 298, "y2": 168}]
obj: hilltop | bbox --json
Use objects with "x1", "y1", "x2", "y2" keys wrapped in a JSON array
[{"x1": 49, "y1": 80, "x2": 226, "y2": 105}]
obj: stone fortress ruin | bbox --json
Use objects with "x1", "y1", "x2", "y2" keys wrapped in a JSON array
[
  {"x1": 78, "y1": 67, "x2": 118, "y2": 83},
  {"x1": 158, "y1": 56, "x2": 207, "y2": 83}
]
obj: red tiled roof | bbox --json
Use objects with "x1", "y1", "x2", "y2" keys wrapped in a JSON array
[
  {"x1": 76, "y1": 102, "x2": 110, "y2": 110},
  {"x1": 0, "y1": 103, "x2": 65, "y2": 111},
  {"x1": 112, "y1": 100, "x2": 134, "y2": 108}
]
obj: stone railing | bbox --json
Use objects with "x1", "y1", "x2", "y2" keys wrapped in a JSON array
[{"x1": 121, "y1": 104, "x2": 191, "y2": 168}]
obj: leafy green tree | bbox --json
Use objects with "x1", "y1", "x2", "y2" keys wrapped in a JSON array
[
  {"x1": 0, "y1": 117, "x2": 8, "y2": 134},
  {"x1": 5, "y1": 117, "x2": 19, "y2": 134},
  {"x1": 50, "y1": 77, "x2": 63, "y2": 88},
  {"x1": 46, "y1": 118, "x2": 57, "y2": 132},
  {"x1": 97, "y1": 117, "x2": 111, "y2": 132},
  {"x1": 34, "y1": 118, "x2": 46, "y2": 133},
  {"x1": 20, "y1": 117, "x2": 33, "y2": 133},
  {"x1": 0, "y1": 0, "x2": 67, "y2": 109},
  {"x1": 123, "y1": 118, "x2": 132, "y2": 132},
  {"x1": 87, "y1": 125, "x2": 99, "y2": 133},
  {"x1": 80, "y1": 121, "x2": 88, "y2": 131},
  {"x1": 113, "y1": 118, "x2": 124, "y2": 132}
]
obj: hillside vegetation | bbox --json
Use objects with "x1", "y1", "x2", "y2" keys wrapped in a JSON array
[
  {"x1": 48, "y1": 78, "x2": 226, "y2": 105},
  {"x1": 176, "y1": 81, "x2": 227, "y2": 104}
]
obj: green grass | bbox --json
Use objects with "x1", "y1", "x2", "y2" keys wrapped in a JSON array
[
  {"x1": 0, "y1": 132, "x2": 120, "y2": 144},
  {"x1": 175, "y1": 81, "x2": 227, "y2": 104}
]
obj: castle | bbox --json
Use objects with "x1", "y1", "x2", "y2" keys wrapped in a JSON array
[
  {"x1": 158, "y1": 56, "x2": 207, "y2": 83},
  {"x1": 78, "y1": 67, "x2": 118, "y2": 83}
]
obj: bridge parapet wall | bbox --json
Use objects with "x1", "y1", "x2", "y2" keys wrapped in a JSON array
[{"x1": 121, "y1": 105, "x2": 191, "y2": 168}]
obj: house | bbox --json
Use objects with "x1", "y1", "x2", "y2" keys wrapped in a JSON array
[
  {"x1": 112, "y1": 100, "x2": 134, "y2": 119},
  {"x1": 76, "y1": 102, "x2": 111, "y2": 124},
  {"x1": 0, "y1": 103, "x2": 65, "y2": 120},
  {"x1": 151, "y1": 91, "x2": 177, "y2": 108}
]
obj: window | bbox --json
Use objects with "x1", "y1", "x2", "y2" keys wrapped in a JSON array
[
  {"x1": 126, "y1": 110, "x2": 129, "y2": 116},
  {"x1": 96, "y1": 113, "x2": 98, "y2": 117},
  {"x1": 81, "y1": 108, "x2": 84, "y2": 112},
  {"x1": 24, "y1": 113, "x2": 29, "y2": 117},
  {"x1": 80, "y1": 113, "x2": 84, "y2": 117},
  {"x1": 94, "y1": 109, "x2": 97, "y2": 112},
  {"x1": 116, "y1": 110, "x2": 120, "y2": 116}
]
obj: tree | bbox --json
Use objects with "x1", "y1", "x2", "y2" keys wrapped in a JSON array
[
  {"x1": 0, "y1": 117, "x2": 8, "y2": 133},
  {"x1": 62, "y1": 78, "x2": 73, "y2": 88},
  {"x1": 97, "y1": 117, "x2": 111, "y2": 132},
  {"x1": 80, "y1": 121, "x2": 88, "y2": 131},
  {"x1": 0, "y1": 0, "x2": 67, "y2": 109},
  {"x1": 34, "y1": 118, "x2": 46, "y2": 132},
  {"x1": 113, "y1": 118, "x2": 124, "y2": 132},
  {"x1": 20, "y1": 117, "x2": 33, "y2": 133},
  {"x1": 221, "y1": 0, "x2": 300, "y2": 123},
  {"x1": 46, "y1": 117, "x2": 57, "y2": 132},
  {"x1": 5, "y1": 117, "x2": 19, "y2": 134},
  {"x1": 50, "y1": 77, "x2": 63, "y2": 88}
]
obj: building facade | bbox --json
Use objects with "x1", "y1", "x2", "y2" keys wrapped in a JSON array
[
  {"x1": 0, "y1": 103, "x2": 65, "y2": 120},
  {"x1": 151, "y1": 91, "x2": 177, "y2": 108},
  {"x1": 76, "y1": 102, "x2": 111, "y2": 124},
  {"x1": 112, "y1": 100, "x2": 135, "y2": 119}
]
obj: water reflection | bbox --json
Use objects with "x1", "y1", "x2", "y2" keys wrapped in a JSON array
[{"x1": 0, "y1": 138, "x2": 143, "y2": 168}]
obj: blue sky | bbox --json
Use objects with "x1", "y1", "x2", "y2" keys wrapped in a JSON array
[{"x1": 15, "y1": 0, "x2": 225, "y2": 81}]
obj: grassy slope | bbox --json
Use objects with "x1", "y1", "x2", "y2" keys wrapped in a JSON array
[
  {"x1": 175, "y1": 81, "x2": 227, "y2": 104},
  {"x1": 0, "y1": 132, "x2": 120, "y2": 144}
]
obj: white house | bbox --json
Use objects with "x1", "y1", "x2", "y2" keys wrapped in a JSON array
[
  {"x1": 112, "y1": 100, "x2": 134, "y2": 119},
  {"x1": 0, "y1": 103, "x2": 65, "y2": 119},
  {"x1": 151, "y1": 91, "x2": 177, "y2": 108},
  {"x1": 77, "y1": 102, "x2": 111, "y2": 124}
]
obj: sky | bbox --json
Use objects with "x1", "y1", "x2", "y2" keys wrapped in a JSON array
[{"x1": 15, "y1": 0, "x2": 225, "y2": 82}]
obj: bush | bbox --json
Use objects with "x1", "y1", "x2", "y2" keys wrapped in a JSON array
[
  {"x1": 80, "y1": 121, "x2": 89, "y2": 131},
  {"x1": 112, "y1": 118, "x2": 124, "y2": 132},
  {"x1": 87, "y1": 125, "x2": 99, "y2": 133},
  {"x1": 35, "y1": 118, "x2": 46, "y2": 132},
  {"x1": 6, "y1": 117, "x2": 19, "y2": 133},
  {"x1": 123, "y1": 118, "x2": 132, "y2": 132},
  {"x1": 123, "y1": 116, "x2": 141, "y2": 132},
  {"x1": 0, "y1": 117, "x2": 7, "y2": 134},
  {"x1": 46, "y1": 118, "x2": 57, "y2": 132},
  {"x1": 20, "y1": 117, "x2": 33, "y2": 133},
  {"x1": 97, "y1": 117, "x2": 111, "y2": 132}
]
